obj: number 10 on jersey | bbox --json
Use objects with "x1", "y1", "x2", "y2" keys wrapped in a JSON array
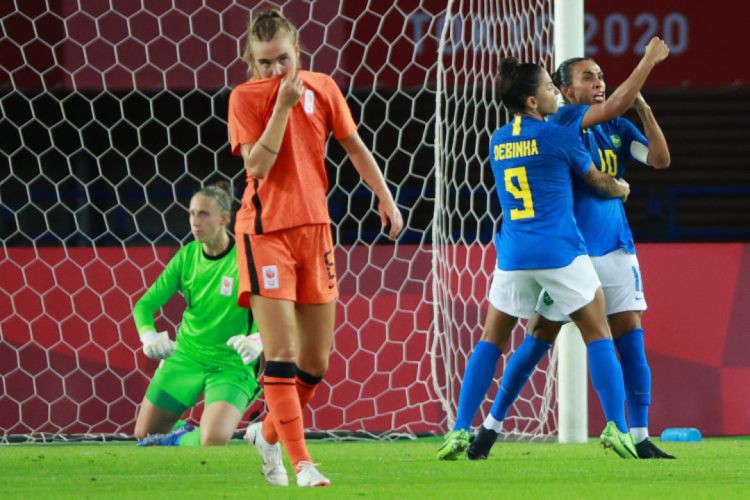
[{"x1": 504, "y1": 166, "x2": 535, "y2": 220}]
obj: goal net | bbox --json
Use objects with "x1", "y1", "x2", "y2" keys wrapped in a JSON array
[
  {"x1": 433, "y1": 0, "x2": 557, "y2": 439},
  {"x1": 0, "y1": 0, "x2": 555, "y2": 442}
]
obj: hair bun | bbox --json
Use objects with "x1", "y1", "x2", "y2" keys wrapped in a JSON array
[
  {"x1": 210, "y1": 180, "x2": 232, "y2": 196},
  {"x1": 258, "y1": 8, "x2": 282, "y2": 19},
  {"x1": 500, "y1": 57, "x2": 519, "y2": 79}
]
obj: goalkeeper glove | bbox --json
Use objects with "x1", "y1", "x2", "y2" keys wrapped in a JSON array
[
  {"x1": 226, "y1": 332, "x2": 263, "y2": 365},
  {"x1": 141, "y1": 331, "x2": 175, "y2": 360}
]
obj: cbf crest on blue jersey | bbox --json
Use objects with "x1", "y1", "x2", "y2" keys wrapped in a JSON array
[
  {"x1": 489, "y1": 115, "x2": 593, "y2": 271},
  {"x1": 549, "y1": 104, "x2": 649, "y2": 256}
]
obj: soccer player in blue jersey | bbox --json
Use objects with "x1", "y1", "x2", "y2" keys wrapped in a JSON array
[
  {"x1": 437, "y1": 37, "x2": 671, "y2": 462},
  {"x1": 533, "y1": 52, "x2": 672, "y2": 458},
  {"x1": 460, "y1": 38, "x2": 674, "y2": 461},
  {"x1": 438, "y1": 56, "x2": 638, "y2": 461}
]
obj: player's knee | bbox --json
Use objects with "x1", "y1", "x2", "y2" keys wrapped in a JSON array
[
  {"x1": 263, "y1": 347, "x2": 296, "y2": 362},
  {"x1": 609, "y1": 311, "x2": 642, "y2": 337},
  {"x1": 133, "y1": 423, "x2": 149, "y2": 440},
  {"x1": 479, "y1": 328, "x2": 512, "y2": 351},
  {"x1": 297, "y1": 361, "x2": 328, "y2": 378},
  {"x1": 479, "y1": 309, "x2": 516, "y2": 349},
  {"x1": 200, "y1": 429, "x2": 232, "y2": 446},
  {"x1": 529, "y1": 326, "x2": 559, "y2": 344},
  {"x1": 581, "y1": 328, "x2": 611, "y2": 344},
  {"x1": 576, "y1": 320, "x2": 612, "y2": 344},
  {"x1": 296, "y1": 350, "x2": 330, "y2": 376},
  {"x1": 298, "y1": 360, "x2": 327, "y2": 377}
]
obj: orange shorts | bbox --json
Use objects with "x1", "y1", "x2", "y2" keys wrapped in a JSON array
[{"x1": 236, "y1": 224, "x2": 338, "y2": 308}]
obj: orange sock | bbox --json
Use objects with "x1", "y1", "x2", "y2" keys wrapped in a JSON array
[
  {"x1": 263, "y1": 374, "x2": 311, "y2": 466},
  {"x1": 263, "y1": 374, "x2": 320, "y2": 445}
]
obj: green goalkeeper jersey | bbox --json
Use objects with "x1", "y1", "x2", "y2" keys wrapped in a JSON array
[{"x1": 133, "y1": 239, "x2": 257, "y2": 367}]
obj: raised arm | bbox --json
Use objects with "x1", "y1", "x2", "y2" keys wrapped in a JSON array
[
  {"x1": 581, "y1": 164, "x2": 631, "y2": 201},
  {"x1": 241, "y1": 69, "x2": 304, "y2": 179},
  {"x1": 631, "y1": 93, "x2": 670, "y2": 169},
  {"x1": 338, "y1": 132, "x2": 404, "y2": 240},
  {"x1": 580, "y1": 37, "x2": 670, "y2": 129}
]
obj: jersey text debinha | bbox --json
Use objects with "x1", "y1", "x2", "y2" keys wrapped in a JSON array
[{"x1": 493, "y1": 139, "x2": 539, "y2": 160}]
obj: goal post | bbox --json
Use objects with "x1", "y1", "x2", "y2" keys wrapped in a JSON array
[{"x1": 553, "y1": 0, "x2": 589, "y2": 444}]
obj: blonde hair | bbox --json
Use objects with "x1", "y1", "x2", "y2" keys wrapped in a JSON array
[
  {"x1": 242, "y1": 9, "x2": 299, "y2": 78},
  {"x1": 194, "y1": 181, "x2": 232, "y2": 214}
]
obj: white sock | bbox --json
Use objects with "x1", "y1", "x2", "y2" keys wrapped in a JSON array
[
  {"x1": 630, "y1": 427, "x2": 649, "y2": 444},
  {"x1": 482, "y1": 414, "x2": 504, "y2": 433}
]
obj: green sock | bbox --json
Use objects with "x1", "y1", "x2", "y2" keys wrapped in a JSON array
[
  {"x1": 177, "y1": 427, "x2": 201, "y2": 447},
  {"x1": 171, "y1": 419, "x2": 188, "y2": 431}
]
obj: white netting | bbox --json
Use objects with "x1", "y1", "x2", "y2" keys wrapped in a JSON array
[
  {"x1": 431, "y1": 0, "x2": 557, "y2": 438},
  {"x1": 0, "y1": 0, "x2": 553, "y2": 441}
]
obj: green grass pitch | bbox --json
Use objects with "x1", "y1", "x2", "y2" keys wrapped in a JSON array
[{"x1": 2, "y1": 437, "x2": 749, "y2": 498}]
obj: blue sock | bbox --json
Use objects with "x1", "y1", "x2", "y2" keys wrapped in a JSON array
[
  {"x1": 587, "y1": 338, "x2": 628, "y2": 433},
  {"x1": 489, "y1": 335, "x2": 552, "y2": 421},
  {"x1": 454, "y1": 340, "x2": 503, "y2": 430},
  {"x1": 615, "y1": 328, "x2": 651, "y2": 429}
]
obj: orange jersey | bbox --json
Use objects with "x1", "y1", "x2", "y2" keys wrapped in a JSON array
[{"x1": 228, "y1": 71, "x2": 357, "y2": 234}]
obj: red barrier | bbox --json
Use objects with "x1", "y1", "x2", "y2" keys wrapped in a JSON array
[
  {"x1": 1, "y1": 243, "x2": 749, "y2": 436},
  {"x1": 588, "y1": 243, "x2": 750, "y2": 436}
]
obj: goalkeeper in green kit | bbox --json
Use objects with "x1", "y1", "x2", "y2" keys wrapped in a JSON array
[{"x1": 133, "y1": 182, "x2": 262, "y2": 446}]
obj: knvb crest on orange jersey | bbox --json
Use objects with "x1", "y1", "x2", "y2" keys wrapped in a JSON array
[{"x1": 262, "y1": 265, "x2": 279, "y2": 290}]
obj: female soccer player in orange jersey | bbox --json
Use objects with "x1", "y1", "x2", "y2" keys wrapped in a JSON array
[{"x1": 227, "y1": 9, "x2": 403, "y2": 487}]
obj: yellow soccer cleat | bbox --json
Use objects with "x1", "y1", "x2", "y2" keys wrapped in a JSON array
[
  {"x1": 436, "y1": 429, "x2": 472, "y2": 460},
  {"x1": 600, "y1": 421, "x2": 638, "y2": 459}
]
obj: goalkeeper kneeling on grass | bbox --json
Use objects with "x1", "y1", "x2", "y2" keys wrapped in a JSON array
[{"x1": 133, "y1": 182, "x2": 263, "y2": 447}]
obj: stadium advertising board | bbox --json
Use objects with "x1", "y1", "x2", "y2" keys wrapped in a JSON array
[{"x1": 583, "y1": 1, "x2": 746, "y2": 87}]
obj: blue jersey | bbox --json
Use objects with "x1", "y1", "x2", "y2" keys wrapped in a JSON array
[
  {"x1": 490, "y1": 115, "x2": 592, "y2": 270},
  {"x1": 549, "y1": 105, "x2": 648, "y2": 256}
]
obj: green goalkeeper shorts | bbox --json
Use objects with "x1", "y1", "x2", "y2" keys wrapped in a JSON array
[{"x1": 145, "y1": 349, "x2": 261, "y2": 415}]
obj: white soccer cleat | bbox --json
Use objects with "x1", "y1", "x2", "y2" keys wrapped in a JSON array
[
  {"x1": 244, "y1": 422, "x2": 288, "y2": 487},
  {"x1": 295, "y1": 461, "x2": 331, "y2": 487}
]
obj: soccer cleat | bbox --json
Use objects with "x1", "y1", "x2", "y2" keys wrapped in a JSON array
[
  {"x1": 599, "y1": 421, "x2": 638, "y2": 459},
  {"x1": 436, "y1": 429, "x2": 471, "y2": 460},
  {"x1": 244, "y1": 422, "x2": 289, "y2": 486},
  {"x1": 136, "y1": 423, "x2": 194, "y2": 447},
  {"x1": 295, "y1": 461, "x2": 331, "y2": 487},
  {"x1": 466, "y1": 426, "x2": 498, "y2": 460},
  {"x1": 635, "y1": 438, "x2": 676, "y2": 459}
]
